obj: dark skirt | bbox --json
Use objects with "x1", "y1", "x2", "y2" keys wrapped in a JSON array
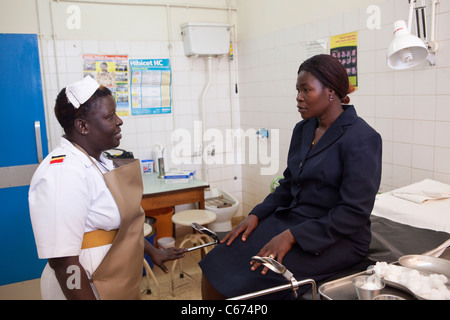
[{"x1": 199, "y1": 212, "x2": 367, "y2": 299}]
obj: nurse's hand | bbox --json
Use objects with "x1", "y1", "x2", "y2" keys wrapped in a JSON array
[
  {"x1": 221, "y1": 214, "x2": 258, "y2": 246},
  {"x1": 146, "y1": 244, "x2": 187, "y2": 273},
  {"x1": 250, "y1": 229, "x2": 296, "y2": 275}
]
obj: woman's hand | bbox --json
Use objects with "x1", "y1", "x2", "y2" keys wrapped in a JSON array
[
  {"x1": 250, "y1": 229, "x2": 296, "y2": 275},
  {"x1": 144, "y1": 241, "x2": 187, "y2": 273},
  {"x1": 221, "y1": 214, "x2": 259, "y2": 246}
]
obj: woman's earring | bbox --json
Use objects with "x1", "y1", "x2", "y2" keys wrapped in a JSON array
[{"x1": 329, "y1": 95, "x2": 334, "y2": 102}]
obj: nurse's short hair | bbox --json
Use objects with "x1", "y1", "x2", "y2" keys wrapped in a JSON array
[{"x1": 54, "y1": 85, "x2": 112, "y2": 134}]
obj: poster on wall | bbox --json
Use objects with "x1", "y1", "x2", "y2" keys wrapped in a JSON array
[
  {"x1": 129, "y1": 59, "x2": 172, "y2": 115},
  {"x1": 83, "y1": 54, "x2": 130, "y2": 116},
  {"x1": 301, "y1": 38, "x2": 329, "y2": 60},
  {"x1": 330, "y1": 31, "x2": 358, "y2": 89}
]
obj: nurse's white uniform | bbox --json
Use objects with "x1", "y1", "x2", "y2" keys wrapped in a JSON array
[{"x1": 29, "y1": 137, "x2": 121, "y2": 299}]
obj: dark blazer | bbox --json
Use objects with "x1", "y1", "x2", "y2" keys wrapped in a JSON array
[{"x1": 250, "y1": 105, "x2": 382, "y2": 256}]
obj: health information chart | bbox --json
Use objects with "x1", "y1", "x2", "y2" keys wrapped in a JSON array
[{"x1": 130, "y1": 59, "x2": 172, "y2": 115}]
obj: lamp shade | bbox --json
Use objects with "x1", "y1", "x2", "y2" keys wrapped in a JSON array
[{"x1": 387, "y1": 20, "x2": 429, "y2": 70}]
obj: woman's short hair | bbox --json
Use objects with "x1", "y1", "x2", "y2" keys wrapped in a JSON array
[
  {"x1": 54, "y1": 85, "x2": 112, "y2": 134},
  {"x1": 298, "y1": 54, "x2": 355, "y2": 103}
]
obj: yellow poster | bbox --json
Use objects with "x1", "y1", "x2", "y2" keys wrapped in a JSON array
[{"x1": 330, "y1": 31, "x2": 358, "y2": 89}]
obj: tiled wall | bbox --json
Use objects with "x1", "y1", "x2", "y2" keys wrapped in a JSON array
[
  {"x1": 238, "y1": 0, "x2": 450, "y2": 214},
  {"x1": 40, "y1": 37, "x2": 243, "y2": 215},
  {"x1": 39, "y1": 0, "x2": 450, "y2": 218}
]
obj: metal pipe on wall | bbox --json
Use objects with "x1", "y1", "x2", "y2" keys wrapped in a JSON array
[
  {"x1": 165, "y1": 4, "x2": 177, "y2": 133},
  {"x1": 200, "y1": 56, "x2": 213, "y2": 182},
  {"x1": 35, "y1": 0, "x2": 53, "y2": 149},
  {"x1": 52, "y1": 0, "x2": 237, "y2": 12}
]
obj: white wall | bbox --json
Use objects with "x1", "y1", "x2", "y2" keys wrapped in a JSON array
[
  {"x1": 238, "y1": 0, "x2": 450, "y2": 214},
  {"x1": 2, "y1": 0, "x2": 450, "y2": 218},
  {"x1": 237, "y1": 0, "x2": 387, "y2": 41},
  {"x1": 0, "y1": 0, "x2": 243, "y2": 215}
]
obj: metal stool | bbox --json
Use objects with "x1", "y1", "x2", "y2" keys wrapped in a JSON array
[
  {"x1": 142, "y1": 223, "x2": 159, "y2": 296},
  {"x1": 170, "y1": 209, "x2": 216, "y2": 296}
]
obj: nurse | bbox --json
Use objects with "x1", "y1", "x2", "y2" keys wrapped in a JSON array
[
  {"x1": 29, "y1": 76, "x2": 186, "y2": 300},
  {"x1": 199, "y1": 54, "x2": 382, "y2": 299}
]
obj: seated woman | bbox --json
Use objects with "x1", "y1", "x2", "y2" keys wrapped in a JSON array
[{"x1": 199, "y1": 54, "x2": 382, "y2": 299}]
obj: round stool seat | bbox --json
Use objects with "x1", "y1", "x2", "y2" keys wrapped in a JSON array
[
  {"x1": 171, "y1": 209, "x2": 216, "y2": 226},
  {"x1": 143, "y1": 223, "x2": 152, "y2": 237}
]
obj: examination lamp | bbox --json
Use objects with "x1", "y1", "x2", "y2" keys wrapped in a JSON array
[
  {"x1": 386, "y1": 20, "x2": 428, "y2": 69},
  {"x1": 387, "y1": 0, "x2": 439, "y2": 70}
]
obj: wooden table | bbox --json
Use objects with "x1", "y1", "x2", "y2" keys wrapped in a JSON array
[{"x1": 140, "y1": 172, "x2": 209, "y2": 212}]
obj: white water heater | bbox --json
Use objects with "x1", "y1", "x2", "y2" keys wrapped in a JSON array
[{"x1": 181, "y1": 22, "x2": 230, "y2": 57}]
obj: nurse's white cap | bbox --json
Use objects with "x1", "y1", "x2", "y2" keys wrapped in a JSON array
[{"x1": 65, "y1": 75, "x2": 100, "y2": 109}]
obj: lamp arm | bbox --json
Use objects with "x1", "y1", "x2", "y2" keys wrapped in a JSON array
[
  {"x1": 431, "y1": 0, "x2": 438, "y2": 42},
  {"x1": 429, "y1": 0, "x2": 439, "y2": 52},
  {"x1": 408, "y1": 0, "x2": 415, "y2": 33}
]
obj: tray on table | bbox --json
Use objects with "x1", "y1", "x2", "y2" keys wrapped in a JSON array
[
  {"x1": 319, "y1": 270, "x2": 414, "y2": 300},
  {"x1": 319, "y1": 240, "x2": 450, "y2": 300}
]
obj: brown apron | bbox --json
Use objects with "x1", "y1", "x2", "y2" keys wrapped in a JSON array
[{"x1": 75, "y1": 144, "x2": 144, "y2": 300}]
